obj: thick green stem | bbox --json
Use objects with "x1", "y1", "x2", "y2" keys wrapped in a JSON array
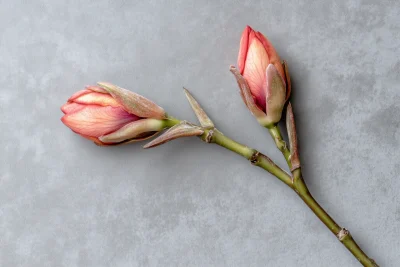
[
  {"x1": 271, "y1": 130, "x2": 378, "y2": 267},
  {"x1": 294, "y1": 173, "x2": 377, "y2": 266},
  {"x1": 164, "y1": 116, "x2": 377, "y2": 266}
]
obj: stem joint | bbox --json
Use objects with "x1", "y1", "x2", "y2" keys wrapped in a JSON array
[
  {"x1": 337, "y1": 228, "x2": 350, "y2": 241},
  {"x1": 205, "y1": 129, "x2": 215, "y2": 143},
  {"x1": 250, "y1": 151, "x2": 260, "y2": 165}
]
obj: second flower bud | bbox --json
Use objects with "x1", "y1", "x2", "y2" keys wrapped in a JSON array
[{"x1": 235, "y1": 25, "x2": 291, "y2": 127}]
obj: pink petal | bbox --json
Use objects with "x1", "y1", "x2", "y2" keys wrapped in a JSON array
[
  {"x1": 86, "y1": 85, "x2": 108, "y2": 94},
  {"x1": 230, "y1": 66, "x2": 267, "y2": 122},
  {"x1": 237, "y1": 25, "x2": 251, "y2": 74},
  {"x1": 68, "y1": 89, "x2": 92, "y2": 102},
  {"x1": 61, "y1": 106, "x2": 140, "y2": 137},
  {"x1": 61, "y1": 102, "x2": 85, "y2": 114},
  {"x1": 242, "y1": 36, "x2": 270, "y2": 110},
  {"x1": 73, "y1": 92, "x2": 121, "y2": 107},
  {"x1": 255, "y1": 31, "x2": 285, "y2": 81}
]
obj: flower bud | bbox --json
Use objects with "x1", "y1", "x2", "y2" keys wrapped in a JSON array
[
  {"x1": 61, "y1": 83, "x2": 167, "y2": 146},
  {"x1": 235, "y1": 25, "x2": 291, "y2": 126}
]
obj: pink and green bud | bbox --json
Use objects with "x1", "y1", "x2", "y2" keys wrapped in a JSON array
[
  {"x1": 235, "y1": 25, "x2": 291, "y2": 126},
  {"x1": 61, "y1": 83, "x2": 167, "y2": 146}
]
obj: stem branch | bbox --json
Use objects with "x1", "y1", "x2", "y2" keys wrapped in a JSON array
[
  {"x1": 270, "y1": 128, "x2": 378, "y2": 267},
  {"x1": 165, "y1": 117, "x2": 378, "y2": 266},
  {"x1": 202, "y1": 128, "x2": 293, "y2": 188}
]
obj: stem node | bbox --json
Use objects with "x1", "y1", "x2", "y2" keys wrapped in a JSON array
[
  {"x1": 205, "y1": 129, "x2": 215, "y2": 143},
  {"x1": 250, "y1": 152, "x2": 260, "y2": 165},
  {"x1": 337, "y1": 228, "x2": 350, "y2": 241},
  {"x1": 269, "y1": 124, "x2": 378, "y2": 266}
]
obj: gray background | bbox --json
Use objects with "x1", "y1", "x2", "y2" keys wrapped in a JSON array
[{"x1": 1, "y1": 0, "x2": 399, "y2": 266}]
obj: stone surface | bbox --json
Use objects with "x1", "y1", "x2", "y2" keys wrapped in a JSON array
[{"x1": 1, "y1": 0, "x2": 399, "y2": 266}]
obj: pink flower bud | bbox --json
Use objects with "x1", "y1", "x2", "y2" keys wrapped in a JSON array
[
  {"x1": 61, "y1": 84, "x2": 166, "y2": 146},
  {"x1": 237, "y1": 25, "x2": 290, "y2": 125}
]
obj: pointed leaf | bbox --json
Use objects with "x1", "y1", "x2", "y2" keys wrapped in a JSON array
[
  {"x1": 183, "y1": 88, "x2": 214, "y2": 128},
  {"x1": 286, "y1": 102, "x2": 300, "y2": 171},
  {"x1": 143, "y1": 121, "x2": 204, "y2": 149}
]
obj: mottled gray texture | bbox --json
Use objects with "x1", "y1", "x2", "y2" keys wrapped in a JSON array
[{"x1": 1, "y1": 0, "x2": 399, "y2": 266}]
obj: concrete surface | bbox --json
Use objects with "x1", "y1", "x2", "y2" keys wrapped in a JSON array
[{"x1": 1, "y1": 0, "x2": 399, "y2": 266}]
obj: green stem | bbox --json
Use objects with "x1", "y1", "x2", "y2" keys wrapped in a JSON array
[
  {"x1": 270, "y1": 130, "x2": 378, "y2": 267},
  {"x1": 164, "y1": 116, "x2": 181, "y2": 127},
  {"x1": 164, "y1": 117, "x2": 377, "y2": 266},
  {"x1": 201, "y1": 128, "x2": 293, "y2": 188},
  {"x1": 294, "y1": 172, "x2": 377, "y2": 266},
  {"x1": 268, "y1": 125, "x2": 292, "y2": 168}
]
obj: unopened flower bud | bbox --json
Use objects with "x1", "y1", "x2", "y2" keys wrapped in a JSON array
[
  {"x1": 234, "y1": 25, "x2": 291, "y2": 127},
  {"x1": 61, "y1": 83, "x2": 167, "y2": 146}
]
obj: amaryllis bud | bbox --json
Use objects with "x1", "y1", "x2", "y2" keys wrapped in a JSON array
[
  {"x1": 61, "y1": 84, "x2": 167, "y2": 146},
  {"x1": 236, "y1": 25, "x2": 290, "y2": 126}
]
